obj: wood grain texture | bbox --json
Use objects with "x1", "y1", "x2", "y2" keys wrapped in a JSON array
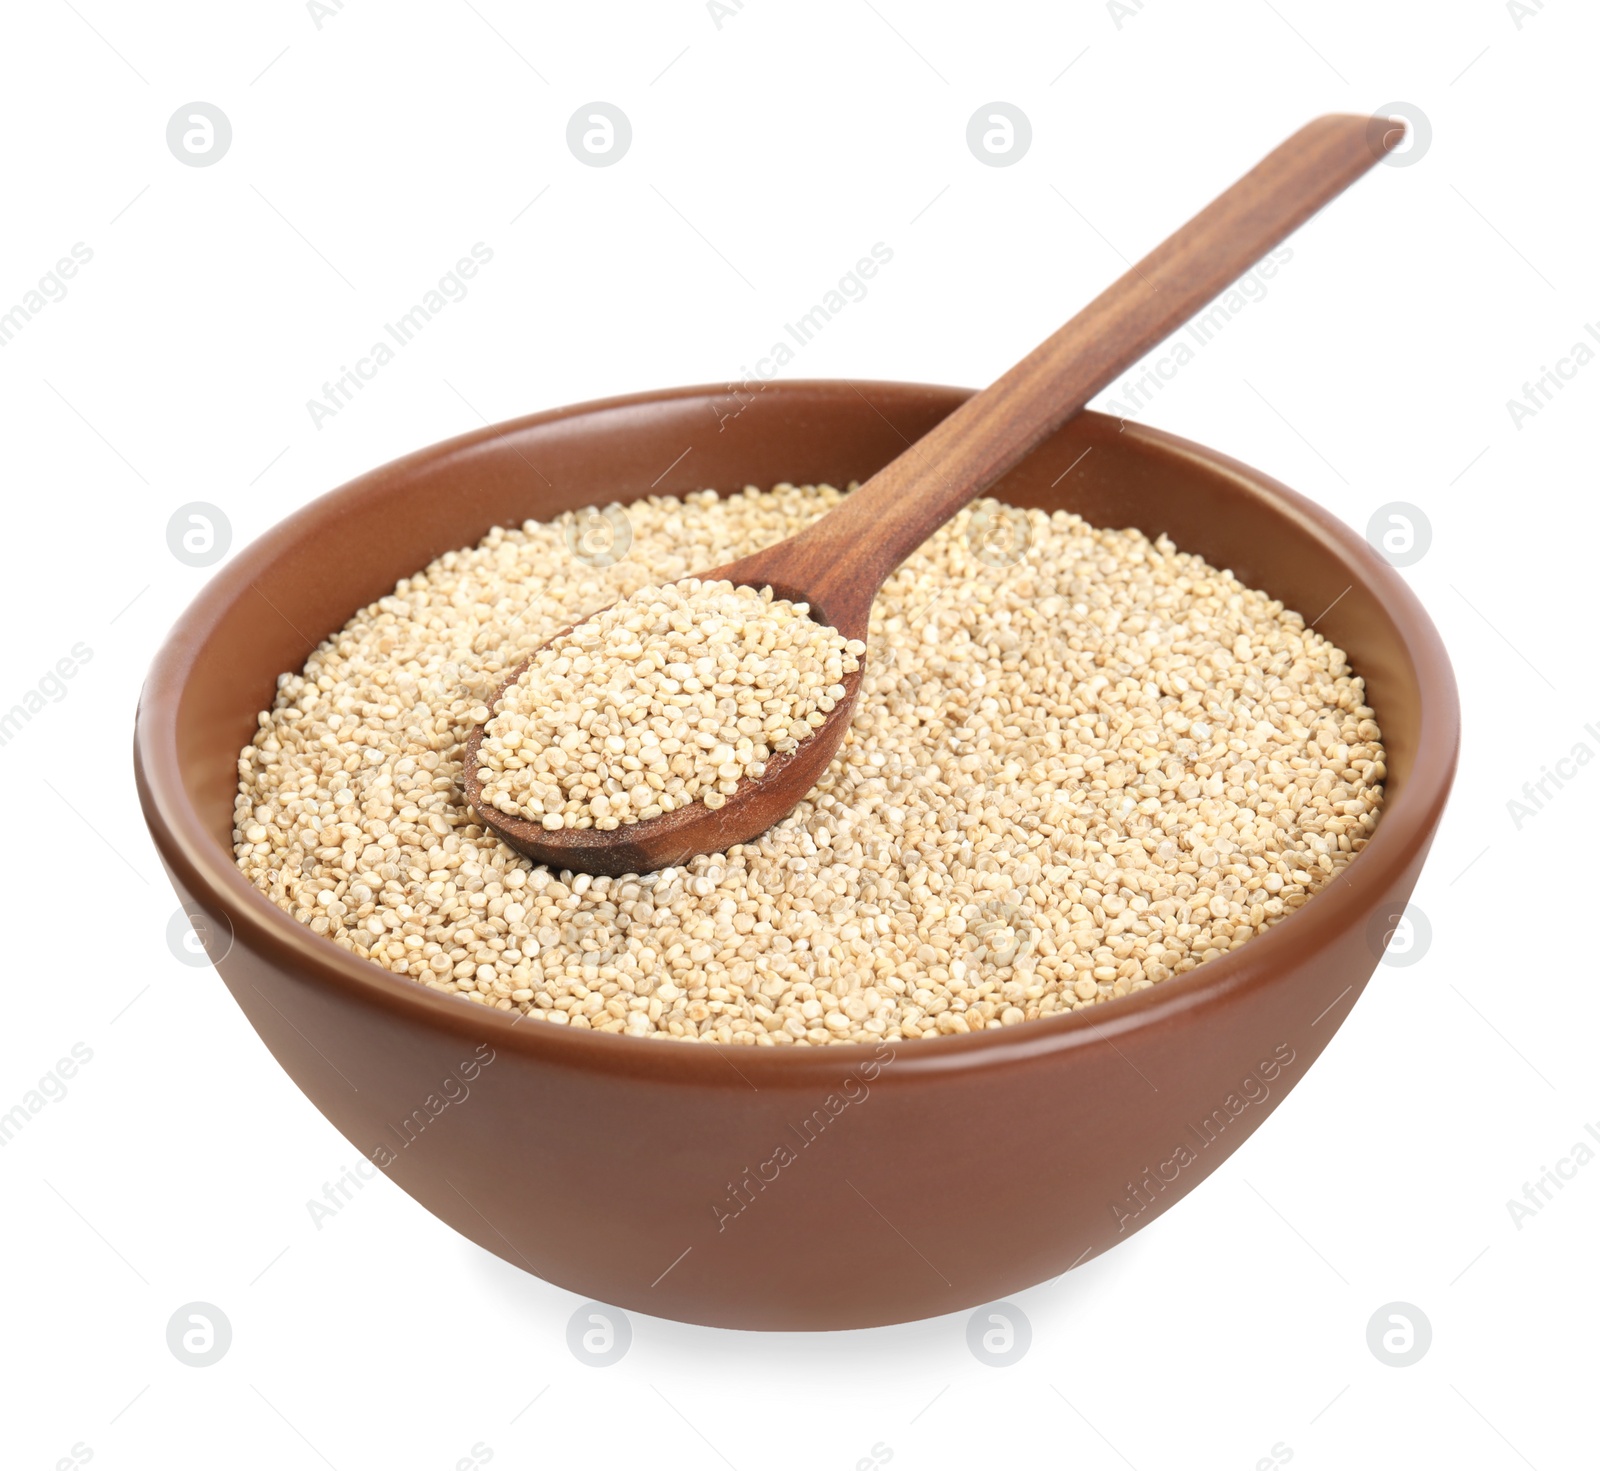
[{"x1": 465, "y1": 113, "x2": 1397, "y2": 874}]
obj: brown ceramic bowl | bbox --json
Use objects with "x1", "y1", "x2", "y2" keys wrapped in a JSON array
[{"x1": 134, "y1": 381, "x2": 1458, "y2": 1330}]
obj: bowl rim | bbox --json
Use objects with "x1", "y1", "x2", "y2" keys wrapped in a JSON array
[{"x1": 134, "y1": 379, "x2": 1460, "y2": 1088}]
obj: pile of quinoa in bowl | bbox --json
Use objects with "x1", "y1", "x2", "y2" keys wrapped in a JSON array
[{"x1": 234, "y1": 482, "x2": 1385, "y2": 1046}]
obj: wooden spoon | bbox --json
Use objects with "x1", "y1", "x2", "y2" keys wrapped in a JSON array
[{"x1": 464, "y1": 112, "x2": 1399, "y2": 876}]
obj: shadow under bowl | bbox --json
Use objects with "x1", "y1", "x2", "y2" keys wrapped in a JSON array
[{"x1": 134, "y1": 381, "x2": 1458, "y2": 1330}]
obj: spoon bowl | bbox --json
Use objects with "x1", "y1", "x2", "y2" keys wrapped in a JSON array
[
  {"x1": 463, "y1": 545, "x2": 874, "y2": 873},
  {"x1": 462, "y1": 637, "x2": 865, "y2": 876}
]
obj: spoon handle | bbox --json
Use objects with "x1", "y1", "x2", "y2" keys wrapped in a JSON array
[{"x1": 778, "y1": 112, "x2": 1398, "y2": 622}]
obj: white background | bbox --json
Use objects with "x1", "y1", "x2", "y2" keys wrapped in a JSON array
[{"x1": 2, "y1": 1, "x2": 1595, "y2": 1467}]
